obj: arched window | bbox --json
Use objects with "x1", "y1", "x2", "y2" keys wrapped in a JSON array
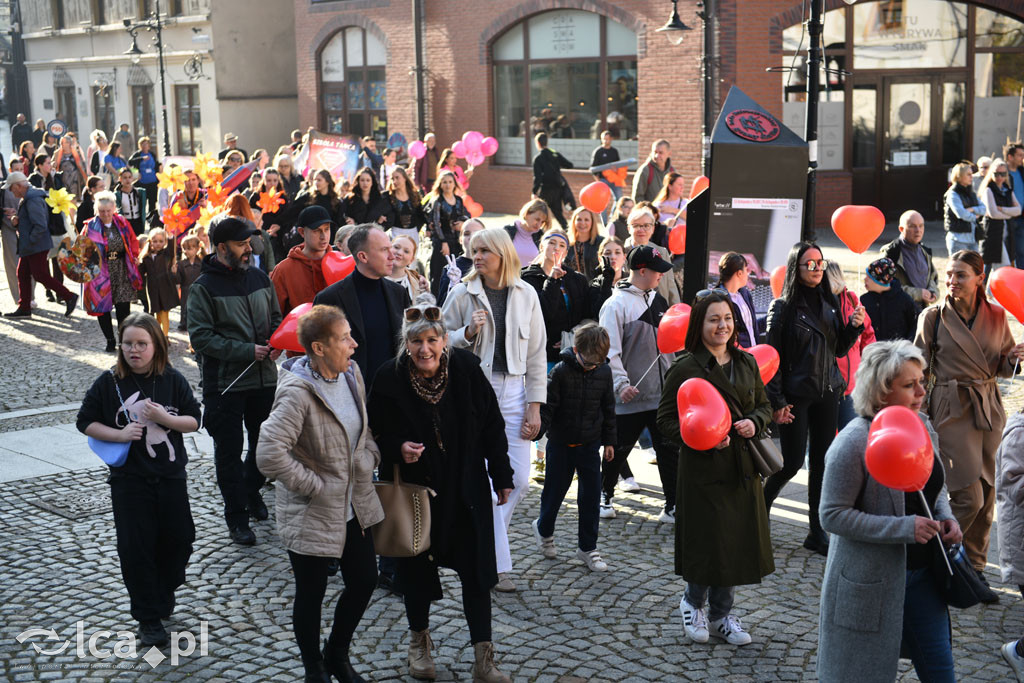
[
  {"x1": 492, "y1": 9, "x2": 638, "y2": 166},
  {"x1": 320, "y1": 27, "x2": 388, "y2": 144}
]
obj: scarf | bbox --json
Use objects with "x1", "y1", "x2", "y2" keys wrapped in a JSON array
[{"x1": 407, "y1": 350, "x2": 449, "y2": 405}]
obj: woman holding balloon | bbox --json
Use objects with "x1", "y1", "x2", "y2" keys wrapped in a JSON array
[
  {"x1": 656, "y1": 290, "x2": 774, "y2": 647},
  {"x1": 913, "y1": 250, "x2": 1024, "y2": 594},
  {"x1": 762, "y1": 242, "x2": 865, "y2": 556},
  {"x1": 818, "y1": 340, "x2": 961, "y2": 683}
]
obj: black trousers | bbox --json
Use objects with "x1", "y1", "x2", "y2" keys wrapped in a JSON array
[
  {"x1": 602, "y1": 409, "x2": 678, "y2": 512},
  {"x1": 762, "y1": 393, "x2": 840, "y2": 535},
  {"x1": 539, "y1": 189, "x2": 568, "y2": 230},
  {"x1": 398, "y1": 551, "x2": 492, "y2": 645},
  {"x1": 288, "y1": 519, "x2": 378, "y2": 666},
  {"x1": 202, "y1": 386, "x2": 276, "y2": 530},
  {"x1": 110, "y1": 475, "x2": 195, "y2": 623},
  {"x1": 140, "y1": 181, "x2": 159, "y2": 222},
  {"x1": 97, "y1": 301, "x2": 132, "y2": 343}
]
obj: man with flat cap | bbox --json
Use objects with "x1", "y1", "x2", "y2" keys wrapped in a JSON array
[{"x1": 188, "y1": 215, "x2": 283, "y2": 547}]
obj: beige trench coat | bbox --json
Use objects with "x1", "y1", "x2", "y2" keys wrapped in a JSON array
[{"x1": 914, "y1": 298, "x2": 1016, "y2": 491}]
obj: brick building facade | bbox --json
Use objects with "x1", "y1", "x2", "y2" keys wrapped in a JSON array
[{"x1": 294, "y1": 0, "x2": 1024, "y2": 227}]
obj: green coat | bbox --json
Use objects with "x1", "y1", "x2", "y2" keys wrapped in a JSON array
[{"x1": 657, "y1": 346, "x2": 775, "y2": 587}]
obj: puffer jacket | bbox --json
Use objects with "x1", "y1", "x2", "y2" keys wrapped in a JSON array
[
  {"x1": 540, "y1": 347, "x2": 617, "y2": 446},
  {"x1": 521, "y1": 263, "x2": 590, "y2": 363},
  {"x1": 765, "y1": 286, "x2": 863, "y2": 408},
  {"x1": 599, "y1": 281, "x2": 672, "y2": 415},
  {"x1": 269, "y1": 244, "x2": 328, "y2": 315},
  {"x1": 997, "y1": 411, "x2": 1024, "y2": 585},
  {"x1": 16, "y1": 186, "x2": 54, "y2": 257},
  {"x1": 187, "y1": 253, "x2": 283, "y2": 395},
  {"x1": 256, "y1": 358, "x2": 384, "y2": 558}
]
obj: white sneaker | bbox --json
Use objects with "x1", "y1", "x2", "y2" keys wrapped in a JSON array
[
  {"x1": 1002, "y1": 641, "x2": 1024, "y2": 682},
  {"x1": 599, "y1": 493, "x2": 616, "y2": 519},
  {"x1": 619, "y1": 476, "x2": 641, "y2": 492},
  {"x1": 679, "y1": 597, "x2": 709, "y2": 643},
  {"x1": 532, "y1": 519, "x2": 556, "y2": 559},
  {"x1": 658, "y1": 508, "x2": 675, "y2": 524},
  {"x1": 709, "y1": 614, "x2": 752, "y2": 646},
  {"x1": 576, "y1": 548, "x2": 609, "y2": 571}
]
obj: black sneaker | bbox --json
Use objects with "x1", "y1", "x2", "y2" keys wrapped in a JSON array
[
  {"x1": 803, "y1": 530, "x2": 830, "y2": 557},
  {"x1": 248, "y1": 496, "x2": 269, "y2": 521},
  {"x1": 63, "y1": 293, "x2": 78, "y2": 318},
  {"x1": 4, "y1": 309, "x2": 31, "y2": 318},
  {"x1": 45, "y1": 290, "x2": 55, "y2": 302},
  {"x1": 976, "y1": 570, "x2": 1000, "y2": 604},
  {"x1": 139, "y1": 620, "x2": 169, "y2": 647},
  {"x1": 229, "y1": 525, "x2": 256, "y2": 546},
  {"x1": 105, "y1": 339, "x2": 117, "y2": 353}
]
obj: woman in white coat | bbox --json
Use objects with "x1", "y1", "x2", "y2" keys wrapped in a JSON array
[{"x1": 442, "y1": 227, "x2": 547, "y2": 592}]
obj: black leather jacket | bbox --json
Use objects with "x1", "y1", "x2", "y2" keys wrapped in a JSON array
[{"x1": 765, "y1": 287, "x2": 863, "y2": 408}]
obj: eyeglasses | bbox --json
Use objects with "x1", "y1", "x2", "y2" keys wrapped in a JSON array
[
  {"x1": 631, "y1": 222, "x2": 655, "y2": 230},
  {"x1": 575, "y1": 351, "x2": 602, "y2": 369},
  {"x1": 122, "y1": 341, "x2": 150, "y2": 351},
  {"x1": 799, "y1": 259, "x2": 829, "y2": 271},
  {"x1": 995, "y1": 172, "x2": 1008, "y2": 177},
  {"x1": 404, "y1": 306, "x2": 441, "y2": 322}
]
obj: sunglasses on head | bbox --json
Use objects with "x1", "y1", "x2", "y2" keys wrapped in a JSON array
[
  {"x1": 799, "y1": 259, "x2": 829, "y2": 271},
  {"x1": 404, "y1": 306, "x2": 441, "y2": 322}
]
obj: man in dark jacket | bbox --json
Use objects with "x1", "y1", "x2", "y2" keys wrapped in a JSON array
[
  {"x1": 12, "y1": 114, "x2": 32, "y2": 152},
  {"x1": 188, "y1": 216, "x2": 283, "y2": 546},
  {"x1": 590, "y1": 131, "x2": 623, "y2": 220},
  {"x1": 3, "y1": 173, "x2": 78, "y2": 318},
  {"x1": 880, "y1": 209, "x2": 939, "y2": 312},
  {"x1": 532, "y1": 132, "x2": 573, "y2": 230}
]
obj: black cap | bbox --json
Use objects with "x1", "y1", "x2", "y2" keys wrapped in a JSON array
[
  {"x1": 209, "y1": 215, "x2": 256, "y2": 245},
  {"x1": 297, "y1": 205, "x2": 335, "y2": 230},
  {"x1": 627, "y1": 245, "x2": 672, "y2": 273}
]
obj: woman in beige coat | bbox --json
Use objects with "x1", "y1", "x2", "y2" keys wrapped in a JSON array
[
  {"x1": 914, "y1": 250, "x2": 1024, "y2": 599},
  {"x1": 257, "y1": 305, "x2": 384, "y2": 683}
]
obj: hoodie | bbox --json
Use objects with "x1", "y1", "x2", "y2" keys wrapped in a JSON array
[
  {"x1": 270, "y1": 244, "x2": 328, "y2": 315},
  {"x1": 598, "y1": 281, "x2": 672, "y2": 415}
]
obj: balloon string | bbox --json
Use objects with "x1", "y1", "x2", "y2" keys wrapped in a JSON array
[
  {"x1": 634, "y1": 356, "x2": 661, "y2": 387},
  {"x1": 221, "y1": 360, "x2": 257, "y2": 395},
  {"x1": 918, "y1": 489, "x2": 953, "y2": 576}
]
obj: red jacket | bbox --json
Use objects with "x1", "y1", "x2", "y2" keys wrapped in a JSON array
[
  {"x1": 835, "y1": 289, "x2": 876, "y2": 395},
  {"x1": 270, "y1": 245, "x2": 327, "y2": 316}
]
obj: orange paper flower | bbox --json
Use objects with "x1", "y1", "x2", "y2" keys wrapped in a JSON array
[
  {"x1": 161, "y1": 203, "x2": 188, "y2": 237},
  {"x1": 206, "y1": 183, "x2": 229, "y2": 208},
  {"x1": 257, "y1": 188, "x2": 285, "y2": 215}
]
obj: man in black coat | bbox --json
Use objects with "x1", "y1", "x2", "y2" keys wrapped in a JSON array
[
  {"x1": 532, "y1": 132, "x2": 573, "y2": 230},
  {"x1": 11, "y1": 114, "x2": 32, "y2": 153}
]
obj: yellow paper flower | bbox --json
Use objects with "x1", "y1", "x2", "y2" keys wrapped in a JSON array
[
  {"x1": 197, "y1": 204, "x2": 220, "y2": 229},
  {"x1": 193, "y1": 152, "x2": 222, "y2": 186},
  {"x1": 45, "y1": 188, "x2": 75, "y2": 216},
  {"x1": 157, "y1": 166, "x2": 186, "y2": 192}
]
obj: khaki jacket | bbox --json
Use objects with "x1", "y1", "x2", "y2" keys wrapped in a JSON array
[{"x1": 256, "y1": 359, "x2": 384, "y2": 557}]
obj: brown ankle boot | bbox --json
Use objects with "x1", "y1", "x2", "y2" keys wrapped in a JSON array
[
  {"x1": 472, "y1": 641, "x2": 511, "y2": 683},
  {"x1": 408, "y1": 629, "x2": 436, "y2": 680}
]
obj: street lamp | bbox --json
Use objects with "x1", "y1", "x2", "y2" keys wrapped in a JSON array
[
  {"x1": 656, "y1": 0, "x2": 692, "y2": 45},
  {"x1": 123, "y1": 0, "x2": 171, "y2": 156},
  {"x1": 660, "y1": 1, "x2": 715, "y2": 174}
]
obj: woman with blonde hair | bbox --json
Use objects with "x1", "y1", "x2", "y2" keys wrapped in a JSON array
[
  {"x1": 564, "y1": 206, "x2": 602, "y2": 279},
  {"x1": 442, "y1": 228, "x2": 547, "y2": 592},
  {"x1": 503, "y1": 198, "x2": 552, "y2": 268},
  {"x1": 423, "y1": 170, "x2": 468, "y2": 291},
  {"x1": 977, "y1": 157, "x2": 1021, "y2": 276},
  {"x1": 386, "y1": 234, "x2": 428, "y2": 298},
  {"x1": 275, "y1": 153, "x2": 303, "y2": 199}
]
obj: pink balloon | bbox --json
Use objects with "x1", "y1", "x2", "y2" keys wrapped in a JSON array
[
  {"x1": 466, "y1": 150, "x2": 485, "y2": 167},
  {"x1": 462, "y1": 131, "x2": 483, "y2": 153},
  {"x1": 408, "y1": 140, "x2": 427, "y2": 160},
  {"x1": 480, "y1": 136, "x2": 499, "y2": 156},
  {"x1": 452, "y1": 140, "x2": 467, "y2": 159}
]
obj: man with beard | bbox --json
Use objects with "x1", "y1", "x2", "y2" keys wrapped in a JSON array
[{"x1": 188, "y1": 215, "x2": 283, "y2": 547}]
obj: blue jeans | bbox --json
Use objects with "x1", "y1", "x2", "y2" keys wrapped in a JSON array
[
  {"x1": 537, "y1": 439, "x2": 602, "y2": 552},
  {"x1": 599, "y1": 180, "x2": 623, "y2": 224},
  {"x1": 945, "y1": 231, "x2": 976, "y2": 258},
  {"x1": 902, "y1": 567, "x2": 955, "y2": 683},
  {"x1": 1012, "y1": 219, "x2": 1024, "y2": 268}
]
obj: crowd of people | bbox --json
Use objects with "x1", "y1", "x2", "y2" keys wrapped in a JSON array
[{"x1": 3, "y1": 116, "x2": 1024, "y2": 681}]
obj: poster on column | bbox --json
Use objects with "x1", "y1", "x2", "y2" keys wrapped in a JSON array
[{"x1": 294, "y1": 130, "x2": 361, "y2": 184}]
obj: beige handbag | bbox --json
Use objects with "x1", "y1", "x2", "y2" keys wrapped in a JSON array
[{"x1": 372, "y1": 465, "x2": 435, "y2": 557}]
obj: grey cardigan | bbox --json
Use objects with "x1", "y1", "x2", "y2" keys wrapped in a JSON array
[{"x1": 816, "y1": 414, "x2": 954, "y2": 683}]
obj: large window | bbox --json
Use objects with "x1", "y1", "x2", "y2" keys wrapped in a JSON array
[
  {"x1": 175, "y1": 84, "x2": 201, "y2": 155},
  {"x1": 55, "y1": 85, "x2": 78, "y2": 132},
  {"x1": 132, "y1": 86, "x2": 156, "y2": 141},
  {"x1": 492, "y1": 10, "x2": 638, "y2": 167},
  {"x1": 974, "y1": 8, "x2": 1024, "y2": 158},
  {"x1": 319, "y1": 27, "x2": 388, "y2": 145}
]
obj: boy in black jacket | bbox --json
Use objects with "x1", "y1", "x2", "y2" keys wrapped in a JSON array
[
  {"x1": 534, "y1": 322, "x2": 617, "y2": 572},
  {"x1": 861, "y1": 257, "x2": 918, "y2": 342}
]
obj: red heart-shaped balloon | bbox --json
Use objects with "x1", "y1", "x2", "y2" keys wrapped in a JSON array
[
  {"x1": 269, "y1": 302, "x2": 314, "y2": 353},
  {"x1": 746, "y1": 344, "x2": 780, "y2": 384},
  {"x1": 322, "y1": 250, "x2": 355, "y2": 285},
  {"x1": 989, "y1": 266, "x2": 1024, "y2": 324},
  {"x1": 831, "y1": 205, "x2": 885, "y2": 254},
  {"x1": 658, "y1": 303, "x2": 691, "y2": 354},
  {"x1": 689, "y1": 175, "x2": 709, "y2": 200},
  {"x1": 865, "y1": 405, "x2": 934, "y2": 492},
  {"x1": 770, "y1": 265, "x2": 786, "y2": 299},
  {"x1": 676, "y1": 377, "x2": 731, "y2": 451}
]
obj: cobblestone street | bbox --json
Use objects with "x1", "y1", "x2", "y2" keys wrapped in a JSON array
[{"x1": 2, "y1": 223, "x2": 1023, "y2": 681}]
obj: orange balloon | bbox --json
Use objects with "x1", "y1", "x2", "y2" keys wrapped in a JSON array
[
  {"x1": 689, "y1": 175, "x2": 709, "y2": 200},
  {"x1": 467, "y1": 201, "x2": 484, "y2": 218},
  {"x1": 322, "y1": 250, "x2": 355, "y2": 284},
  {"x1": 668, "y1": 223, "x2": 687, "y2": 255},
  {"x1": 770, "y1": 265, "x2": 786, "y2": 299},
  {"x1": 831, "y1": 205, "x2": 885, "y2": 254},
  {"x1": 676, "y1": 377, "x2": 732, "y2": 451},
  {"x1": 865, "y1": 405, "x2": 934, "y2": 492},
  {"x1": 746, "y1": 344, "x2": 780, "y2": 384},
  {"x1": 989, "y1": 266, "x2": 1024, "y2": 324},
  {"x1": 269, "y1": 302, "x2": 314, "y2": 353},
  {"x1": 657, "y1": 303, "x2": 691, "y2": 354},
  {"x1": 579, "y1": 181, "x2": 612, "y2": 214}
]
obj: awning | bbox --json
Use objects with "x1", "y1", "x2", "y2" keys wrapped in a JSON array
[
  {"x1": 127, "y1": 64, "x2": 152, "y2": 86},
  {"x1": 52, "y1": 67, "x2": 74, "y2": 87}
]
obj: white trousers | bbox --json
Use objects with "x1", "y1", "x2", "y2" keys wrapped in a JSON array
[{"x1": 488, "y1": 372, "x2": 530, "y2": 574}]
